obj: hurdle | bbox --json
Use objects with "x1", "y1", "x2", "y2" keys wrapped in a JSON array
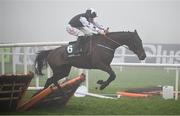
[
  {"x1": 0, "y1": 72, "x2": 33, "y2": 112},
  {"x1": 116, "y1": 91, "x2": 149, "y2": 98},
  {"x1": 74, "y1": 85, "x2": 117, "y2": 99},
  {"x1": 80, "y1": 92, "x2": 117, "y2": 99},
  {"x1": 17, "y1": 73, "x2": 85, "y2": 111}
]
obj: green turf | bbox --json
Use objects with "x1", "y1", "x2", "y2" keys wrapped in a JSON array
[
  {"x1": 88, "y1": 66, "x2": 178, "y2": 94},
  {"x1": 0, "y1": 65, "x2": 180, "y2": 115},
  {"x1": 4, "y1": 95, "x2": 180, "y2": 115}
]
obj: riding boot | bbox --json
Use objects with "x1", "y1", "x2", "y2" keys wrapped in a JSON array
[{"x1": 74, "y1": 36, "x2": 84, "y2": 54}]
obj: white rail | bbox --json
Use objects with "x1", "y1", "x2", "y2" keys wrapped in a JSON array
[
  {"x1": 111, "y1": 63, "x2": 180, "y2": 67},
  {"x1": 110, "y1": 63, "x2": 180, "y2": 100},
  {"x1": 0, "y1": 42, "x2": 68, "y2": 47}
]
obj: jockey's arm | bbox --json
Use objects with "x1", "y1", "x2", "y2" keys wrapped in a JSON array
[
  {"x1": 80, "y1": 17, "x2": 103, "y2": 34},
  {"x1": 92, "y1": 21, "x2": 107, "y2": 35},
  {"x1": 92, "y1": 21, "x2": 105, "y2": 30}
]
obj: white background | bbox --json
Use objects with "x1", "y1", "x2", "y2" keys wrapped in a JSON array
[{"x1": 0, "y1": 0, "x2": 180, "y2": 44}]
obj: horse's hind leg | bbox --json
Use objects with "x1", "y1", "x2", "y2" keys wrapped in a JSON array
[
  {"x1": 44, "y1": 65, "x2": 71, "y2": 88},
  {"x1": 44, "y1": 77, "x2": 54, "y2": 88}
]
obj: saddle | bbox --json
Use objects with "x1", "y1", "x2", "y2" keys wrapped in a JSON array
[{"x1": 66, "y1": 36, "x2": 90, "y2": 58}]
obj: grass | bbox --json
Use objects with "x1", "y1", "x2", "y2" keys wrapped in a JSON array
[
  {"x1": 87, "y1": 66, "x2": 178, "y2": 94},
  {"x1": 4, "y1": 95, "x2": 180, "y2": 115},
  {"x1": 0, "y1": 65, "x2": 180, "y2": 115}
]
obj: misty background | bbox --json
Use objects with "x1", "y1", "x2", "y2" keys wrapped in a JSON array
[{"x1": 0, "y1": 0, "x2": 180, "y2": 44}]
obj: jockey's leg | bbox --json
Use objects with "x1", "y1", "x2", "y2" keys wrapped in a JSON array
[
  {"x1": 79, "y1": 27, "x2": 97, "y2": 36},
  {"x1": 72, "y1": 36, "x2": 83, "y2": 54},
  {"x1": 66, "y1": 25, "x2": 83, "y2": 54},
  {"x1": 66, "y1": 25, "x2": 95, "y2": 54},
  {"x1": 72, "y1": 27, "x2": 92, "y2": 54},
  {"x1": 66, "y1": 24, "x2": 80, "y2": 36},
  {"x1": 76, "y1": 27, "x2": 96, "y2": 54}
]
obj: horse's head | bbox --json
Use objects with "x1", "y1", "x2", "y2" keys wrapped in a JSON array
[{"x1": 127, "y1": 30, "x2": 146, "y2": 60}]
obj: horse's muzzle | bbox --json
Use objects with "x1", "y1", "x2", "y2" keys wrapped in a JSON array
[{"x1": 139, "y1": 53, "x2": 146, "y2": 60}]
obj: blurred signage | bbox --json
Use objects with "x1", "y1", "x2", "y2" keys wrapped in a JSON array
[
  {"x1": 7, "y1": 44, "x2": 180, "y2": 65},
  {"x1": 114, "y1": 44, "x2": 180, "y2": 64}
]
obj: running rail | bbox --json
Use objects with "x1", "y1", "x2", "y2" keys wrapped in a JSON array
[
  {"x1": 110, "y1": 63, "x2": 180, "y2": 100},
  {"x1": 0, "y1": 42, "x2": 68, "y2": 47}
]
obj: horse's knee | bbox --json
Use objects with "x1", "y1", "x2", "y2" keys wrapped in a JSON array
[
  {"x1": 110, "y1": 72, "x2": 116, "y2": 81},
  {"x1": 111, "y1": 72, "x2": 116, "y2": 80}
]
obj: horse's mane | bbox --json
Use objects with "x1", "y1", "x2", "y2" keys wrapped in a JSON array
[
  {"x1": 107, "y1": 31, "x2": 133, "y2": 35},
  {"x1": 91, "y1": 31, "x2": 133, "y2": 38}
]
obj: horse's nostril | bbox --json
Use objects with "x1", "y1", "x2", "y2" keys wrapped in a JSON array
[
  {"x1": 139, "y1": 53, "x2": 146, "y2": 60},
  {"x1": 142, "y1": 54, "x2": 146, "y2": 60}
]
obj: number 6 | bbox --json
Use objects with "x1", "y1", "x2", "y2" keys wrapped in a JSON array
[{"x1": 67, "y1": 45, "x2": 73, "y2": 53}]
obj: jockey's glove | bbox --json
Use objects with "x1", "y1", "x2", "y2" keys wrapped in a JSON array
[{"x1": 98, "y1": 29, "x2": 106, "y2": 35}]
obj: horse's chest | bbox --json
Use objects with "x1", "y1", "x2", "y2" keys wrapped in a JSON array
[{"x1": 93, "y1": 44, "x2": 114, "y2": 64}]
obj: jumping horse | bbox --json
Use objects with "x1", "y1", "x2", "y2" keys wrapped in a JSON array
[{"x1": 34, "y1": 30, "x2": 146, "y2": 90}]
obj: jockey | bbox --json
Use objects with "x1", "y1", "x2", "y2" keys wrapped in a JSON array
[
  {"x1": 66, "y1": 8, "x2": 107, "y2": 54},
  {"x1": 66, "y1": 8, "x2": 106, "y2": 37}
]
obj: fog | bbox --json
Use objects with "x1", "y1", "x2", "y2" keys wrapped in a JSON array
[{"x1": 0, "y1": 0, "x2": 180, "y2": 44}]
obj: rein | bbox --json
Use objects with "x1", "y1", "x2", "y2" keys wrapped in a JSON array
[{"x1": 104, "y1": 35, "x2": 129, "y2": 50}]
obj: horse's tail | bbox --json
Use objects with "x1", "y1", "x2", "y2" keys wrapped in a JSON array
[{"x1": 34, "y1": 50, "x2": 52, "y2": 75}]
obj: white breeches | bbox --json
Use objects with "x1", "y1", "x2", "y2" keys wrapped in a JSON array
[{"x1": 66, "y1": 24, "x2": 97, "y2": 36}]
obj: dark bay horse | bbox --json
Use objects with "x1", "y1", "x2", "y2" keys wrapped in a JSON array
[{"x1": 34, "y1": 30, "x2": 146, "y2": 90}]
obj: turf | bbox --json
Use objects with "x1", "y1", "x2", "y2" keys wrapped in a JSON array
[
  {"x1": 0, "y1": 66, "x2": 180, "y2": 115},
  {"x1": 4, "y1": 95, "x2": 180, "y2": 115}
]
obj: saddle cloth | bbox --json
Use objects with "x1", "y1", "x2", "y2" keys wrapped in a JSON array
[{"x1": 66, "y1": 36, "x2": 90, "y2": 58}]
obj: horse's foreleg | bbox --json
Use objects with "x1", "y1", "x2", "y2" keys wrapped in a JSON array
[
  {"x1": 107, "y1": 70, "x2": 116, "y2": 83},
  {"x1": 97, "y1": 66, "x2": 116, "y2": 90}
]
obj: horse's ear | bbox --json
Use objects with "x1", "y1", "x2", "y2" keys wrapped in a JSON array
[{"x1": 134, "y1": 29, "x2": 137, "y2": 33}]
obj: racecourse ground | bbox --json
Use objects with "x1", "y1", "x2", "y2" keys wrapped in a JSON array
[{"x1": 1, "y1": 66, "x2": 180, "y2": 115}]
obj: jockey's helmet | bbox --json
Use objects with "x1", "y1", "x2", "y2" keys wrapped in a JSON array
[{"x1": 85, "y1": 8, "x2": 97, "y2": 18}]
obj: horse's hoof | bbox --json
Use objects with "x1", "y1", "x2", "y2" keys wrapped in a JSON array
[
  {"x1": 99, "y1": 82, "x2": 109, "y2": 90},
  {"x1": 97, "y1": 80, "x2": 104, "y2": 85},
  {"x1": 99, "y1": 85, "x2": 106, "y2": 90}
]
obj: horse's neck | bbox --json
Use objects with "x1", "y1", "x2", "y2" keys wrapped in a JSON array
[{"x1": 104, "y1": 32, "x2": 132, "y2": 49}]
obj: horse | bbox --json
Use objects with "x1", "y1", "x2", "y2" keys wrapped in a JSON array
[{"x1": 34, "y1": 30, "x2": 146, "y2": 90}]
